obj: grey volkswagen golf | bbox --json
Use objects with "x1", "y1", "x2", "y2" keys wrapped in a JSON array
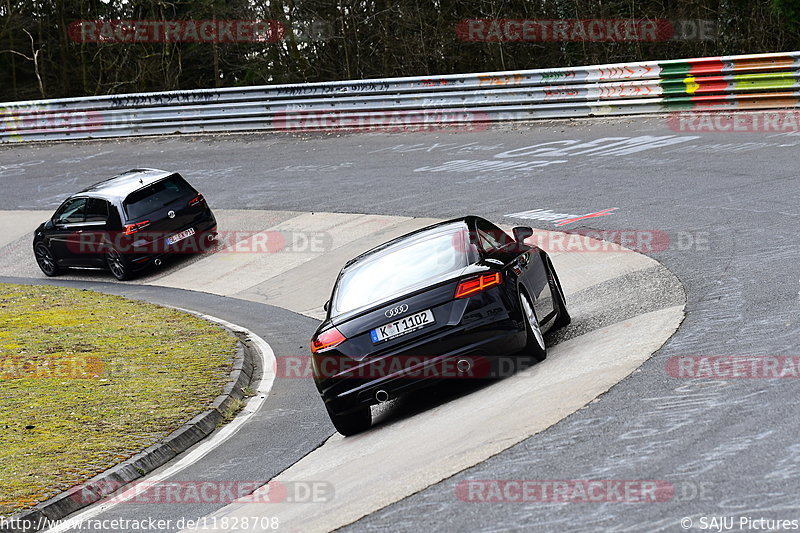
[{"x1": 33, "y1": 168, "x2": 217, "y2": 280}]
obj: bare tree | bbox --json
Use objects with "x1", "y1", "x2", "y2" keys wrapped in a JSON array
[{"x1": 1, "y1": 28, "x2": 44, "y2": 98}]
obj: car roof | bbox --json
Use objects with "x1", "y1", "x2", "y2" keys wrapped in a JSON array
[
  {"x1": 341, "y1": 216, "x2": 482, "y2": 270},
  {"x1": 75, "y1": 168, "x2": 177, "y2": 201}
]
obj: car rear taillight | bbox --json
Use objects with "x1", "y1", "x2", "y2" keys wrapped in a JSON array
[
  {"x1": 188, "y1": 194, "x2": 205, "y2": 207},
  {"x1": 455, "y1": 272, "x2": 503, "y2": 299},
  {"x1": 311, "y1": 327, "x2": 346, "y2": 353},
  {"x1": 123, "y1": 220, "x2": 150, "y2": 235}
]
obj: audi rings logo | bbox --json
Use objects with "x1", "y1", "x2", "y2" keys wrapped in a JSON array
[{"x1": 385, "y1": 304, "x2": 409, "y2": 318}]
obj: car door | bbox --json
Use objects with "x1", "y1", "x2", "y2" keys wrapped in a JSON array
[
  {"x1": 49, "y1": 197, "x2": 88, "y2": 266},
  {"x1": 77, "y1": 198, "x2": 113, "y2": 267}
]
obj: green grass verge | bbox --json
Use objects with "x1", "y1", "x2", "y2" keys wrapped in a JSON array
[{"x1": 0, "y1": 284, "x2": 238, "y2": 516}]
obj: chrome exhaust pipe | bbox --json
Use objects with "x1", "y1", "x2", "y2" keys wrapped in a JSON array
[
  {"x1": 154, "y1": 258, "x2": 163, "y2": 266},
  {"x1": 456, "y1": 359, "x2": 472, "y2": 373},
  {"x1": 375, "y1": 390, "x2": 389, "y2": 403}
]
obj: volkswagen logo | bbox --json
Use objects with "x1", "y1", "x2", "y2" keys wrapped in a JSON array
[
  {"x1": 385, "y1": 304, "x2": 409, "y2": 318},
  {"x1": 168, "y1": 210, "x2": 175, "y2": 219}
]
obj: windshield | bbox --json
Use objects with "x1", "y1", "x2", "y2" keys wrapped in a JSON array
[
  {"x1": 123, "y1": 174, "x2": 195, "y2": 220},
  {"x1": 332, "y1": 225, "x2": 469, "y2": 315}
]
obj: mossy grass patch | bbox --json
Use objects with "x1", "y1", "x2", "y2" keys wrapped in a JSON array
[{"x1": 0, "y1": 284, "x2": 237, "y2": 515}]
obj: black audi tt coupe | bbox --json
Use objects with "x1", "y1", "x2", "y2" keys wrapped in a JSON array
[
  {"x1": 311, "y1": 216, "x2": 571, "y2": 435},
  {"x1": 33, "y1": 169, "x2": 217, "y2": 280}
]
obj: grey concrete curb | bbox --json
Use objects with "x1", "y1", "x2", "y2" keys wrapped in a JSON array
[{"x1": 3, "y1": 327, "x2": 258, "y2": 533}]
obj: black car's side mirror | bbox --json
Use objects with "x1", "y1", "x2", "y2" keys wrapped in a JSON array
[
  {"x1": 323, "y1": 300, "x2": 331, "y2": 312},
  {"x1": 512, "y1": 226, "x2": 533, "y2": 244},
  {"x1": 44, "y1": 219, "x2": 55, "y2": 230}
]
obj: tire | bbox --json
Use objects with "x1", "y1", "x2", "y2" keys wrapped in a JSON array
[
  {"x1": 325, "y1": 403, "x2": 371, "y2": 436},
  {"x1": 548, "y1": 259, "x2": 571, "y2": 329},
  {"x1": 519, "y1": 289, "x2": 547, "y2": 361},
  {"x1": 105, "y1": 247, "x2": 134, "y2": 281},
  {"x1": 34, "y1": 243, "x2": 60, "y2": 277}
]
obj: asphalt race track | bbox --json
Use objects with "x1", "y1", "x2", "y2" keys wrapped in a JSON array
[{"x1": 1, "y1": 115, "x2": 799, "y2": 532}]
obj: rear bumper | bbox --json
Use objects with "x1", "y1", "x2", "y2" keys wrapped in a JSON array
[
  {"x1": 127, "y1": 218, "x2": 217, "y2": 269},
  {"x1": 317, "y1": 319, "x2": 525, "y2": 414}
]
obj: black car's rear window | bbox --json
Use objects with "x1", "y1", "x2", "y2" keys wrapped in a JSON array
[
  {"x1": 332, "y1": 225, "x2": 470, "y2": 315},
  {"x1": 123, "y1": 174, "x2": 195, "y2": 220}
]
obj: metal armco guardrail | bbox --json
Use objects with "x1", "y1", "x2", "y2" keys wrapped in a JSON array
[{"x1": 1, "y1": 51, "x2": 798, "y2": 142}]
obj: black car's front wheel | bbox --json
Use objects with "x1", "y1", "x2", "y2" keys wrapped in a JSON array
[
  {"x1": 326, "y1": 404, "x2": 371, "y2": 436},
  {"x1": 105, "y1": 248, "x2": 133, "y2": 281},
  {"x1": 34, "y1": 243, "x2": 60, "y2": 277},
  {"x1": 520, "y1": 290, "x2": 547, "y2": 361}
]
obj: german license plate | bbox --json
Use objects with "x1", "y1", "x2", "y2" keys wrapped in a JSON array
[
  {"x1": 370, "y1": 309, "x2": 434, "y2": 343},
  {"x1": 166, "y1": 227, "x2": 195, "y2": 246}
]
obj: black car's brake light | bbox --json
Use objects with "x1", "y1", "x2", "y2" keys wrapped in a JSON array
[
  {"x1": 311, "y1": 327, "x2": 346, "y2": 353},
  {"x1": 123, "y1": 220, "x2": 151, "y2": 235},
  {"x1": 188, "y1": 194, "x2": 205, "y2": 207},
  {"x1": 455, "y1": 272, "x2": 502, "y2": 299}
]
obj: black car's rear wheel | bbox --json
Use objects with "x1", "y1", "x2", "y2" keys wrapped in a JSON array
[
  {"x1": 520, "y1": 290, "x2": 547, "y2": 361},
  {"x1": 105, "y1": 248, "x2": 133, "y2": 281},
  {"x1": 548, "y1": 259, "x2": 571, "y2": 330},
  {"x1": 34, "y1": 243, "x2": 60, "y2": 277},
  {"x1": 325, "y1": 404, "x2": 371, "y2": 436}
]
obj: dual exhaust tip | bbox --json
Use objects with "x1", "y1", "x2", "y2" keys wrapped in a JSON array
[{"x1": 373, "y1": 358, "x2": 473, "y2": 403}]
